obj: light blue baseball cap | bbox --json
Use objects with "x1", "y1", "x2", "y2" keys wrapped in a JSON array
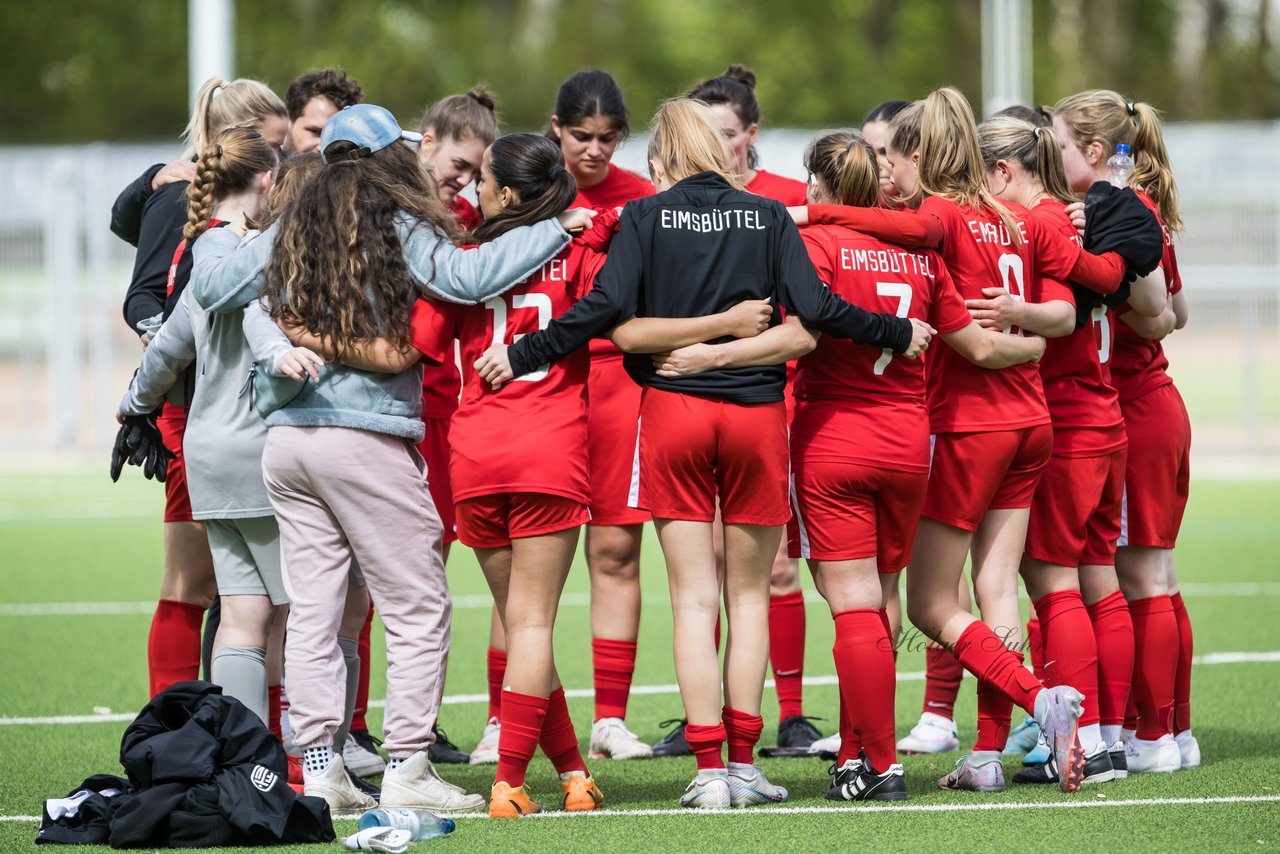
[{"x1": 320, "y1": 104, "x2": 423, "y2": 163}]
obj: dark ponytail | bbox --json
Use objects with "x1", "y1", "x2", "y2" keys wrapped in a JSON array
[{"x1": 470, "y1": 133, "x2": 577, "y2": 243}]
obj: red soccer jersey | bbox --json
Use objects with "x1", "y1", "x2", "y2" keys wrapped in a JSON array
[
  {"x1": 747, "y1": 170, "x2": 807, "y2": 206},
  {"x1": 919, "y1": 196, "x2": 1072, "y2": 433},
  {"x1": 1025, "y1": 198, "x2": 1126, "y2": 456},
  {"x1": 792, "y1": 225, "x2": 973, "y2": 473},
  {"x1": 408, "y1": 236, "x2": 610, "y2": 503},
  {"x1": 450, "y1": 195, "x2": 483, "y2": 231},
  {"x1": 1110, "y1": 191, "x2": 1181, "y2": 404},
  {"x1": 573, "y1": 164, "x2": 656, "y2": 357},
  {"x1": 419, "y1": 200, "x2": 482, "y2": 419}
]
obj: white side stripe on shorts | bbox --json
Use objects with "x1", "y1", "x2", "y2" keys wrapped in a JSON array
[
  {"x1": 626, "y1": 416, "x2": 643, "y2": 509},
  {"x1": 789, "y1": 471, "x2": 811, "y2": 560},
  {"x1": 1118, "y1": 482, "x2": 1130, "y2": 547}
]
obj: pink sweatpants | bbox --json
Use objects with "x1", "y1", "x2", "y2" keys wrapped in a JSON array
[{"x1": 263, "y1": 425, "x2": 450, "y2": 755}]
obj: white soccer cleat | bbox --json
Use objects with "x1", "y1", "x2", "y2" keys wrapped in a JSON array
[
  {"x1": 304, "y1": 754, "x2": 377, "y2": 819},
  {"x1": 589, "y1": 717, "x2": 654, "y2": 760},
  {"x1": 1124, "y1": 734, "x2": 1182, "y2": 774},
  {"x1": 896, "y1": 712, "x2": 960, "y2": 754},
  {"x1": 1175, "y1": 729, "x2": 1201, "y2": 769},
  {"x1": 469, "y1": 717, "x2": 500, "y2": 765},
  {"x1": 679, "y1": 773, "x2": 732, "y2": 810},
  {"x1": 379, "y1": 750, "x2": 485, "y2": 815},
  {"x1": 807, "y1": 732, "x2": 841, "y2": 758},
  {"x1": 726, "y1": 763, "x2": 788, "y2": 807},
  {"x1": 342, "y1": 731, "x2": 387, "y2": 778}
]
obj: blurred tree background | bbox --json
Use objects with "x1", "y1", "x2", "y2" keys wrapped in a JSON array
[{"x1": 2, "y1": 0, "x2": 1276, "y2": 145}]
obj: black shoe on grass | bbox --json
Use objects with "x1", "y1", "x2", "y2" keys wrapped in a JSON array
[
  {"x1": 428, "y1": 724, "x2": 471, "y2": 764},
  {"x1": 651, "y1": 718, "x2": 692, "y2": 758}
]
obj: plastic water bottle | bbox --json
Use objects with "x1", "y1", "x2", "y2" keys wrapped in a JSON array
[
  {"x1": 1107, "y1": 143, "x2": 1134, "y2": 188},
  {"x1": 357, "y1": 807, "x2": 455, "y2": 840}
]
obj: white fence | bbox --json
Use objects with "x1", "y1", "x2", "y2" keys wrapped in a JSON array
[{"x1": 1, "y1": 125, "x2": 1277, "y2": 471}]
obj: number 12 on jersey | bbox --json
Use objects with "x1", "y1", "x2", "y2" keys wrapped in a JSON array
[
  {"x1": 873, "y1": 282, "x2": 913, "y2": 376},
  {"x1": 485, "y1": 293, "x2": 553, "y2": 382}
]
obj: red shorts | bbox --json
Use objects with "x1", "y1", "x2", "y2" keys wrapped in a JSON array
[
  {"x1": 788, "y1": 460, "x2": 928, "y2": 572},
  {"x1": 587, "y1": 354, "x2": 649, "y2": 527},
  {"x1": 922, "y1": 424, "x2": 1053, "y2": 531},
  {"x1": 157, "y1": 403, "x2": 193, "y2": 523},
  {"x1": 416, "y1": 417, "x2": 457, "y2": 544},
  {"x1": 1025, "y1": 449, "x2": 1127, "y2": 567},
  {"x1": 635, "y1": 387, "x2": 790, "y2": 525},
  {"x1": 1119, "y1": 383, "x2": 1191, "y2": 549},
  {"x1": 455, "y1": 493, "x2": 588, "y2": 549}
]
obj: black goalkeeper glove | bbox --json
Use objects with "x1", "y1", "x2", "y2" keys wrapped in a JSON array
[{"x1": 110, "y1": 413, "x2": 174, "y2": 484}]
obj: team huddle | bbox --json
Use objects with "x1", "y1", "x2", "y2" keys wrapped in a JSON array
[{"x1": 109, "y1": 62, "x2": 1196, "y2": 819}]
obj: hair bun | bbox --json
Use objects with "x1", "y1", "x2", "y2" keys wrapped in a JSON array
[
  {"x1": 724, "y1": 64, "x2": 756, "y2": 90},
  {"x1": 467, "y1": 86, "x2": 496, "y2": 112}
]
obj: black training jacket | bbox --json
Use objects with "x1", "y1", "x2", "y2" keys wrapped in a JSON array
[
  {"x1": 508, "y1": 171, "x2": 912, "y2": 404},
  {"x1": 113, "y1": 165, "x2": 189, "y2": 334}
]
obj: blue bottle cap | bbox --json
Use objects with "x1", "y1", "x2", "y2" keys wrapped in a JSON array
[
  {"x1": 440, "y1": 818, "x2": 456, "y2": 833},
  {"x1": 1116, "y1": 143, "x2": 1131, "y2": 155}
]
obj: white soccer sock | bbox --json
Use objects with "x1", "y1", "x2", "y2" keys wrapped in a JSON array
[
  {"x1": 696, "y1": 767, "x2": 730, "y2": 784},
  {"x1": 1079, "y1": 723, "x2": 1104, "y2": 753},
  {"x1": 727, "y1": 761, "x2": 756, "y2": 778},
  {"x1": 1101, "y1": 724, "x2": 1122, "y2": 745},
  {"x1": 302, "y1": 744, "x2": 334, "y2": 774}
]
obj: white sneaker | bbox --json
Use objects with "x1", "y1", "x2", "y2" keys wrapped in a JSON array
[
  {"x1": 469, "y1": 717, "x2": 500, "y2": 765},
  {"x1": 679, "y1": 773, "x2": 731, "y2": 810},
  {"x1": 1175, "y1": 729, "x2": 1201, "y2": 769},
  {"x1": 1121, "y1": 727, "x2": 1137, "y2": 745},
  {"x1": 807, "y1": 732, "x2": 841, "y2": 757},
  {"x1": 726, "y1": 763, "x2": 788, "y2": 807},
  {"x1": 1124, "y1": 734, "x2": 1181, "y2": 773},
  {"x1": 303, "y1": 754, "x2": 377, "y2": 819},
  {"x1": 380, "y1": 750, "x2": 485, "y2": 815},
  {"x1": 896, "y1": 712, "x2": 960, "y2": 754},
  {"x1": 589, "y1": 717, "x2": 653, "y2": 760},
  {"x1": 343, "y1": 732, "x2": 387, "y2": 777}
]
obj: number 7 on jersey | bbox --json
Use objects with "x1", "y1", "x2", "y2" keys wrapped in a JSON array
[{"x1": 873, "y1": 282, "x2": 913, "y2": 376}]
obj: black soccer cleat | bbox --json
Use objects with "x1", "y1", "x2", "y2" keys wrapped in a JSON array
[
  {"x1": 429, "y1": 724, "x2": 471, "y2": 764},
  {"x1": 651, "y1": 718, "x2": 692, "y2": 758},
  {"x1": 1110, "y1": 741, "x2": 1128, "y2": 779},
  {"x1": 1013, "y1": 742, "x2": 1115, "y2": 785},
  {"x1": 759, "y1": 715, "x2": 827, "y2": 758},
  {"x1": 346, "y1": 768, "x2": 381, "y2": 801},
  {"x1": 825, "y1": 750, "x2": 907, "y2": 802}
]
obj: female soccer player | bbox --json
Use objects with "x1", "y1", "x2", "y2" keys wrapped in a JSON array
[
  {"x1": 476, "y1": 98, "x2": 931, "y2": 808},
  {"x1": 118, "y1": 128, "x2": 288, "y2": 728},
  {"x1": 192, "y1": 103, "x2": 592, "y2": 817},
  {"x1": 689, "y1": 64, "x2": 817, "y2": 752},
  {"x1": 860, "y1": 100, "x2": 911, "y2": 205},
  {"x1": 540, "y1": 68, "x2": 659, "y2": 764},
  {"x1": 1054, "y1": 90, "x2": 1196, "y2": 773},
  {"x1": 978, "y1": 114, "x2": 1166, "y2": 786},
  {"x1": 658, "y1": 129, "x2": 1047, "y2": 800},
  {"x1": 880, "y1": 89, "x2": 1087, "y2": 794},
  {"x1": 109, "y1": 77, "x2": 288, "y2": 699}
]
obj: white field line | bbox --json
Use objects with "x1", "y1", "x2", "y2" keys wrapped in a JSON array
[
  {"x1": 3, "y1": 795, "x2": 1279, "y2": 824},
  {"x1": 3, "y1": 651, "x2": 1278, "y2": 727},
  {"x1": 6, "y1": 581, "x2": 1280, "y2": 618}
]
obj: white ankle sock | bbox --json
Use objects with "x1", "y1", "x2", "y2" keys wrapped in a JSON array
[
  {"x1": 1079, "y1": 723, "x2": 1104, "y2": 752},
  {"x1": 302, "y1": 744, "x2": 334, "y2": 774},
  {"x1": 1101, "y1": 724, "x2": 1122, "y2": 745},
  {"x1": 696, "y1": 768, "x2": 729, "y2": 784},
  {"x1": 727, "y1": 761, "x2": 755, "y2": 778}
]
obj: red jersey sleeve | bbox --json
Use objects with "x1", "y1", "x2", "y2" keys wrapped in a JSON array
[
  {"x1": 928, "y1": 262, "x2": 973, "y2": 334},
  {"x1": 807, "y1": 204, "x2": 943, "y2": 249},
  {"x1": 409, "y1": 299, "x2": 457, "y2": 365},
  {"x1": 1069, "y1": 250, "x2": 1126, "y2": 295}
]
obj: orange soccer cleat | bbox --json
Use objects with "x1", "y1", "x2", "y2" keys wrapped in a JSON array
[
  {"x1": 489, "y1": 781, "x2": 542, "y2": 818},
  {"x1": 561, "y1": 773, "x2": 604, "y2": 812}
]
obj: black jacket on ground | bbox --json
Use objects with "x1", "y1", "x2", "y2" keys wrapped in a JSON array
[
  {"x1": 36, "y1": 682, "x2": 334, "y2": 848},
  {"x1": 508, "y1": 171, "x2": 912, "y2": 404},
  {"x1": 1073, "y1": 181, "x2": 1166, "y2": 327},
  {"x1": 113, "y1": 165, "x2": 189, "y2": 334}
]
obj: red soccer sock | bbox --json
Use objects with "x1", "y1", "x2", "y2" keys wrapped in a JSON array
[
  {"x1": 1035, "y1": 590, "x2": 1100, "y2": 727},
  {"x1": 922, "y1": 647, "x2": 964, "y2": 720},
  {"x1": 1087, "y1": 590, "x2": 1134, "y2": 730},
  {"x1": 833, "y1": 609, "x2": 896, "y2": 771},
  {"x1": 1128, "y1": 595, "x2": 1178, "y2": 740},
  {"x1": 836, "y1": 693, "x2": 861, "y2": 766},
  {"x1": 592, "y1": 638, "x2": 637, "y2": 721},
  {"x1": 486, "y1": 647, "x2": 508, "y2": 721},
  {"x1": 952, "y1": 620, "x2": 1042, "y2": 716},
  {"x1": 974, "y1": 651, "x2": 1022, "y2": 752},
  {"x1": 722, "y1": 706, "x2": 764, "y2": 765},
  {"x1": 148, "y1": 599, "x2": 205, "y2": 696},
  {"x1": 539, "y1": 687, "x2": 588, "y2": 776},
  {"x1": 496, "y1": 691, "x2": 548, "y2": 787},
  {"x1": 877, "y1": 608, "x2": 897, "y2": 663},
  {"x1": 1170, "y1": 592, "x2": 1194, "y2": 732},
  {"x1": 267, "y1": 683, "x2": 283, "y2": 742},
  {"x1": 684, "y1": 722, "x2": 727, "y2": 770},
  {"x1": 1027, "y1": 618, "x2": 1047, "y2": 682},
  {"x1": 768, "y1": 591, "x2": 807, "y2": 721},
  {"x1": 351, "y1": 605, "x2": 374, "y2": 733}
]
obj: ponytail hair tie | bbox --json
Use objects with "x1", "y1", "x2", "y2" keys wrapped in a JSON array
[
  {"x1": 548, "y1": 162, "x2": 566, "y2": 180},
  {"x1": 214, "y1": 143, "x2": 223, "y2": 157},
  {"x1": 1126, "y1": 101, "x2": 1137, "y2": 117},
  {"x1": 845, "y1": 138, "x2": 859, "y2": 153}
]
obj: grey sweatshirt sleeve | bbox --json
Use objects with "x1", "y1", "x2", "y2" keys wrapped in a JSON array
[
  {"x1": 400, "y1": 216, "x2": 572, "y2": 305},
  {"x1": 241, "y1": 301, "x2": 295, "y2": 376},
  {"x1": 119, "y1": 291, "x2": 197, "y2": 416},
  {"x1": 191, "y1": 225, "x2": 278, "y2": 314}
]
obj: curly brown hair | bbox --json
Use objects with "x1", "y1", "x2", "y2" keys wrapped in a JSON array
[{"x1": 260, "y1": 142, "x2": 461, "y2": 361}]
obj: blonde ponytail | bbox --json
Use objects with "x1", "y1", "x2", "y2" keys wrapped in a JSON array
[
  {"x1": 1131, "y1": 101, "x2": 1181, "y2": 233},
  {"x1": 646, "y1": 98, "x2": 740, "y2": 188},
  {"x1": 181, "y1": 76, "x2": 287, "y2": 158},
  {"x1": 918, "y1": 87, "x2": 1021, "y2": 243},
  {"x1": 804, "y1": 130, "x2": 879, "y2": 208},
  {"x1": 977, "y1": 116, "x2": 1075, "y2": 205},
  {"x1": 184, "y1": 127, "x2": 279, "y2": 241}
]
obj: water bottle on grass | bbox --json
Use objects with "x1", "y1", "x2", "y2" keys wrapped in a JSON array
[{"x1": 358, "y1": 807, "x2": 455, "y2": 839}]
